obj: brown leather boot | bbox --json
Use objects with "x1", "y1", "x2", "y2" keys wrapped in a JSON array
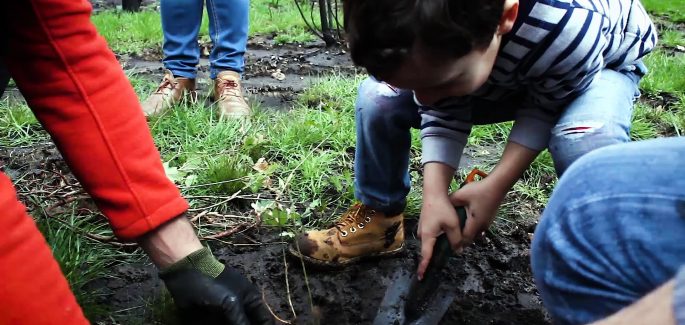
[
  {"x1": 141, "y1": 69, "x2": 197, "y2": 116},
  {"x1": 289, "y1": 204, "x2": 404, "y2": 267},
  {"x1": 213, "y1": 70, "x2": 251, "y2": 118}
]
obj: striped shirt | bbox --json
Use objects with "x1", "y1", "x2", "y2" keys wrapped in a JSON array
[{"x1": 419, "y1": 0, "x2": 657, "y2": 169}]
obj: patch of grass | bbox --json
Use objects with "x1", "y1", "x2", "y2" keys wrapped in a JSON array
[
  {"x1": 641, "y1": 50, "x2": 685, "y2": 95},
  {"x1": 91, "y1": 10, "x2": 172, "y2": 55},
  {"x1": 642, "y1": 0, "x2": 685, "y2": 22},
  {"x1": 146, "y1": 74, "x2": 361, "y2": 224},
  {"x1": 632, "y1": 100, "x2": 685, "y2": 139},
  {"x1": 250, "y1": 0, "x2": 317, "y2": 43},
  {"x1": 660, "y1": 28, "x2": 685, "y2": 48},
  {"x1": 29, "y1": 202, "x2": 128, "y2": 320},
  {"x1": 470, "y1": 122, "x2": 512, "y2": 145},
  {"x1": 201, "y1": 155, "x2": 253, "y2": 194},
  {"x1": 0, "y1": 98, "x2": 45, "y2": 146}
]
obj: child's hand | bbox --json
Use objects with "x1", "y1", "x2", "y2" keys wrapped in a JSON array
[
  {"x1": 449, "y1": 177, "x2": 507, "y2": 247},
  {"x1": 417, "y1": 193, "x2": 465, "y2": 280}
]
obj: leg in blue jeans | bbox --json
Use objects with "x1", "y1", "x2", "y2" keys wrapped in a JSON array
[
  {"x1": 161, "y1": 0, "x2": 249, "y2": 79},
  {"x1": 532, "y1": 137, "x2": 685, "y2": 324},
  {"x1": 161, "y1": 0, "x2": 203, "y2": 79},
  {"x1": 354, "y1": 77, "x2": 420, "y2": 214},
  {"x1": 205, "y1": 0, "x2": 248, "y2": 78},
  {"x1": 548, "y1": 65, "x2": 644, "y2": 174}
]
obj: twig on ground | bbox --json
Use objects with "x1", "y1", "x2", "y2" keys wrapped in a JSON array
[
  {"x1": 188, "y1": 190, "x2": 242, "y2": 212},
  {"x1": 283, "y1": 248, "x2": 298, "y2": 320},
  {"x1": 201, "y1": 221, "x2": 258, "y2": 240},
  {"x1": 42, "y1": 210, "x2": 136, "y2": 247},
  {"x1": 262, "y1": 290, "x2": 292, "y2": 324},
  {"x1": 189, "y1": 210, "x2": 208, "y2": 223},
  {"x1": 44, "y1": 195, "x2": 90, "y2": 214},
  {"x1": 180, "y1": 176, "x2": 252, "y2": 190},
  {"x1": 293, "y1": 242, "x2": 316, "y2": 321}
]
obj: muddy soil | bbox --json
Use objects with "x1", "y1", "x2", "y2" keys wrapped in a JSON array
[
  {"x1": 215, "y1": 220, "x2": 548, "y2": 325},
  {"x1": 86, "y1": 219, "x2": 548, "y2": 325}
]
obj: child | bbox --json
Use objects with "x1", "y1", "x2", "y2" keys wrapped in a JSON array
[{"x1": 290, "y1": 0, "x2": 656, "y2": 277}]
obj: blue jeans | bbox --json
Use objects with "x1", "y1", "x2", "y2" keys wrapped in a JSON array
[
  {"x1": 161, "y1": 0, "x2": 248, "y2": 79},
  {"x1": 354, "y1": 65, "x2": 644, "y2": 213},
  {"x1": 531, "y1": 137, "x2": 685, "y2": 324}
]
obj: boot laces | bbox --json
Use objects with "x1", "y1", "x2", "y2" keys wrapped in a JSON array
[
  {"x1": 154, "y1": 76, "x2": 176, "y2": 94},
  {"x1": 335, "y1": 204, "x2": 374, "y2": 236},
  {"x1": 218, "y1": 79, "x2": 241, "y2": 98}
]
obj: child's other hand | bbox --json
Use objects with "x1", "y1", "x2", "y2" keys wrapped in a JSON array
[
  {"x1": 449, "y1": 177, "x2": 506, "y2": 247},
  {"x1": 417, "y1": 193, "x2": 464, "y2": 280}
]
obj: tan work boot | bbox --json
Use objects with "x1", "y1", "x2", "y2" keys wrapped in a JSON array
[
  {"x1": 141, "y1": 69, "x2": 197, "y2": 116},
  {"x1": 213, "y1": 70, "x2": 251, "y2": 117},
  {"x1": 289, "y1": 204, "x2": 404, "y2": 267}
]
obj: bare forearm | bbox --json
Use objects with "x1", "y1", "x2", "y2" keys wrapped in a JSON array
[
  {"x1": 591, "y1": 279, "x2": 676, "y2": 325},
  {"x1": 423, "y1": 162, "x2": 456, "y2": 197},
  {"x1": 488, "y1": 141, "x2": 540, "y2": 193},
  {"x1": 138, "y1": 214, "x2": 204, "y2": 269}
]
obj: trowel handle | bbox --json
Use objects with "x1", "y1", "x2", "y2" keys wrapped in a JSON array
[
  {"x1": 426, "y1": 206, "x2": 467, "y2": 274},
  {"x1": 422, "y1": 168, "x2": 485, "y2": 279},
  {"x1": 405, "y1": 206, "x2": 467, "y2": 316}
]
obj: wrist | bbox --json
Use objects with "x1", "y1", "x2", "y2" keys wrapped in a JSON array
[
  {"x1": 485, "y1": 169, "x2": 518, "y2": 195},
  {"x1": 138, "y1": 214, "x2": 204, "y2": 269},
  {"x1": 160, "y1": 247, "x2": 225, "y2": 278},
  {"x1": 422, "y1": 162, "x2": 456, "y2": 196}
]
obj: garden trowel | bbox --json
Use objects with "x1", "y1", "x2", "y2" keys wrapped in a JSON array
[{"x1": 373, "y1": 169, "x2": 487, "y2": 325}]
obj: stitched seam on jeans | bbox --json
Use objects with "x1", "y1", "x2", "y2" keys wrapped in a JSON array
[
  {"x1": 208, "y1": 0, "x2": 220, "y2": 75},
  {"x1": 565, "y1": 193, "x2": 685, "y2": 212},
  {"x1": 29, "y1": 2, "x2": 151, "y2": 220}
]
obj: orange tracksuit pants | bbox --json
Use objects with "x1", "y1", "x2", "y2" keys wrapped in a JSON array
[{"x1": 0, "y1": 0, "x2": 189, "y2": 323}]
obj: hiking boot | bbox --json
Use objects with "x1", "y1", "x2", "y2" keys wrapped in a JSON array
[
  {"x1": 289, "y1": 204, "x2": 404, "y2": 267},
  {"x1": 213, "y1": 70, "x2": 251, "y2": 117},
  {"x1": 141, "y1": 69, "x2": 197, "y2": 116}
]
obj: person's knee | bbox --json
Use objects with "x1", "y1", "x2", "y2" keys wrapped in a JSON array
[
  {"x1": 356, "y1": 77, "x2": 415, "y2": 126},
  {"x1": 548, "y1": 120, "x2": 630, "y2": 175}
]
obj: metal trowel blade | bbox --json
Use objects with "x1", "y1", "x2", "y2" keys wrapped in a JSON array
[{"x1": 373, "y1": 269, "x2": 456, "y2": 325}]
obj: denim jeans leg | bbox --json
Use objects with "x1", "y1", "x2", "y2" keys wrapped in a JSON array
[
  {"x1": 205, "y1": 0, "x2": 249, "y2": 78},
  {"x1": 161, "y1": 0, "x2": 203, "y2": 79},
  {"x1": 532, "y1": 137, "x2": 685, "y2": 325},
  {"x1": 354, "y1": 77, "x2": 421, "y2": 215},
  {"x1": 548, "y1": 66, "x2": 643, "y2": 175}
]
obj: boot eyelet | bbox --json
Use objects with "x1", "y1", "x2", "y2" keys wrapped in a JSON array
[
  {"x1": 350, "y1": 227, "x2": 357, "y2": 233},
  {"x1": 364, "y1": 216, "x2": 371, "y2": 223},
  {"x1": 358, "y1": 223, "x2": 365, "y2": 229},
  {"x1": 370, "y1": 211, "x2": 376, "y2": 216},
  {"x1": 341, "y1": 230, "x2": 348, "y2": 237}
]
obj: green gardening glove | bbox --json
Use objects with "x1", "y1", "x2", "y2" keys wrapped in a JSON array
[{"x1": 160, "y1": 247, "x2": 274, "y2": 325}]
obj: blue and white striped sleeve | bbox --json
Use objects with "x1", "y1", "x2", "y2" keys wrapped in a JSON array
[{"x1": 509, "y1": 9, "x2": 609, "y2": 151}]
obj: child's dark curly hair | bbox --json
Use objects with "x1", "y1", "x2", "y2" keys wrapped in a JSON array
[{"x1": 343, "y1": 0, "x2": 505, "y2": 78}]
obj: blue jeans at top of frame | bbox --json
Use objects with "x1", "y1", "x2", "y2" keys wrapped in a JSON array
[{"x1": 160, "y1": 0, "x2": 249, "y2": 79}]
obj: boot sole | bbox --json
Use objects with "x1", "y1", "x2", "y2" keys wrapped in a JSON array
[{"x1": 287, "y1": 242, "x2": 405, "y2": 268}]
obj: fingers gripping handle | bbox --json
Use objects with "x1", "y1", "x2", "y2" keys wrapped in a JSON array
[{"x1": 405, "y1": 169, "x2": 485, "y2": 318}]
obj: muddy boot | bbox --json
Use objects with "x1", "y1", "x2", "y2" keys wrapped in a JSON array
[
  {"x1": 213, "y1": 70, "x2": 251, "y2": 118},
  {"x1": 289, "y1": 204, "x2": 404, "y2": 267},
  {"x1": 141, "y1": 69, "x2": 197, "y2": 116}
]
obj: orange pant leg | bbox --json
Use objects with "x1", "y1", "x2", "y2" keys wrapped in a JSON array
[{"x1": 0, "y1": 173, "x2": 88, "y2": 325}]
